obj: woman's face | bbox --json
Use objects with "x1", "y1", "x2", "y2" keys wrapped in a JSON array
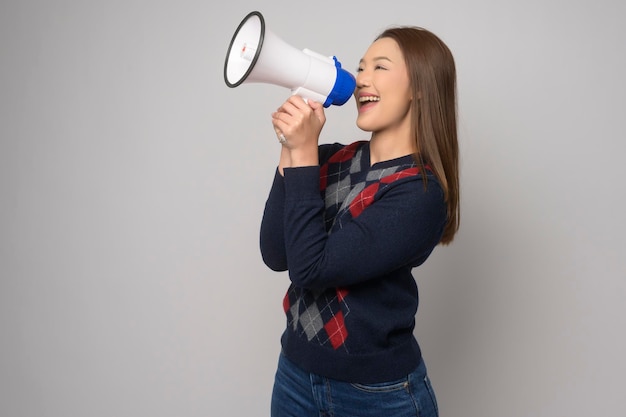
[{"x1": 354, "y1": 37, "x2": 413, "y2": 136}]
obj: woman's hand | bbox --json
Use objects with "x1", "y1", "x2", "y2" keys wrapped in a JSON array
[{"x1": 272, "y1": 95, "x2": 325, "y2": 167}]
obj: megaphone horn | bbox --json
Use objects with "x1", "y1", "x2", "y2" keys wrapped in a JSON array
[{"x1": 224, "y1": 11, "x2": 356, "y2": 107}]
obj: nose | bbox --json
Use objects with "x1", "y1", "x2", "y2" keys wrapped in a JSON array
[{"x1": 355, "y1": 70, "x2": 371, "y2": 88}]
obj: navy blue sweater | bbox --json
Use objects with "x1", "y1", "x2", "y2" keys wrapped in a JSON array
[{"x1": 260, "y1": 141, "x2": 446, "y2": 383}]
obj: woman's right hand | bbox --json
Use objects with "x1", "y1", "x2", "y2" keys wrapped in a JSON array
[{"x1": 272, "y1": 95, "x2": 325, "y2": 167}]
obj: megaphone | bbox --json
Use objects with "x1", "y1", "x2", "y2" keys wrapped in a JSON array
[{"x1": 224, "y1": 11, "x2": 356, "y2": 107}]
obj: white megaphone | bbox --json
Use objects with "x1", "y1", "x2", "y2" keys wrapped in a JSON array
[{"x1": 224, "y1": 11, "x2": 356, "y2": 107}]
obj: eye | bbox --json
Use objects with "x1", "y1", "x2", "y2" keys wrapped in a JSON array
[
  {"x1": 355, "y1": 67, "x2": 364, "y2": 72},
  {"x1": 374, "y1": 65, "x2": 387, "y2": 70}
]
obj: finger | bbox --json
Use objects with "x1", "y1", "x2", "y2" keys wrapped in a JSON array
[
  {"x1": 307, "y1": 99, "x2": 321, "y2": 109},
  {"x1": 272, "y1": 117, "x2": 289, "y2": 138},
  {"x1": 308, "y1": 100, "x2": 326, "y2": 123},
  {"x1": 271, "y1": 115, "x2": 284, "y2": 130},
  {"x1": 278, "y1": 100, "x2": 301, "y2": 118},
  {"x1": 286, "y1": 94, "x2": 308, "y2": 109},
  {"x1": 272, "y1": 111, "x2": 293, "y2": 132}
]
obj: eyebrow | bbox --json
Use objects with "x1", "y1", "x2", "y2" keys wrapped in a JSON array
[{"x1": 359, "y1": 56, "x2": 393, "y2": 64}]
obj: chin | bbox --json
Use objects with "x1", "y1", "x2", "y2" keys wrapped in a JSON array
[
  {"x1": 356, "y1": 122, "x2": 377, "y2": 133},
  {"x1": 356, "y1": 117, "x2": 374, "y2": 132}
]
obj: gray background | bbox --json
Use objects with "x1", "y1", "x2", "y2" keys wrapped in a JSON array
[{"x1": 1, "y1": 0, "x2": 625, "y2": 416}]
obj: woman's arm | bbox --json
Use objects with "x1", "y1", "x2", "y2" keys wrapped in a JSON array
[
  {"x1": 281, "y1": 167, "x2": 446, "y2": 289},
  {"x1": 262, "y1": 95, "x2": 325, "y2": 270},
  {"x1": 259, "y1": 168, "x2": 288, "y2": 271}
]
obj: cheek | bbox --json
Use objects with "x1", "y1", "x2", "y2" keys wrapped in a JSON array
[{"x1": 386, "y1": 95, "x2": 412, "y2": 122}]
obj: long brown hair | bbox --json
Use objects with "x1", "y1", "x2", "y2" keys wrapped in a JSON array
[{"x1": 376, "y1": 26, "x2": 460, "y2": 244}]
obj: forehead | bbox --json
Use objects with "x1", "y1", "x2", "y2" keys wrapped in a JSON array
[{"x1": 361, "y1": 37, "x2": 404, "y2": 62}]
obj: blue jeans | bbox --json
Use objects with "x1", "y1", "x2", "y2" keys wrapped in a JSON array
[{"x1": 271, "y1": 352, "x2": 439, "y2": 417}]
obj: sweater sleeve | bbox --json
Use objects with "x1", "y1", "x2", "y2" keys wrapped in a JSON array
[
  {"x1": 281, "y1": 165, "x2": 446, "y2": 289},
  {"x1": 259, "y1": 143, "x2": 346, "y2": 272},
  {"x1": 259, "y1": 168, "x2": 288, "y2": 271}
]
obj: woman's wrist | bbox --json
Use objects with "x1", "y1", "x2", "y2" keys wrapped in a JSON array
[
  {"x1": 288, "y1": 146, "x2": 319, "y2": 167},
  {"x1": 278, "y1": 146, "x2": 292, "y2": 175}
]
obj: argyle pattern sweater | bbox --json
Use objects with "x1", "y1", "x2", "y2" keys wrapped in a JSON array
[{"x1": 260, "y1": 141, "x2": 447, "y2": 384}]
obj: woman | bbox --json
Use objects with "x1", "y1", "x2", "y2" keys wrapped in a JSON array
[{"x1": 260, "y1": 25, "x2": 459, "y2": 417}]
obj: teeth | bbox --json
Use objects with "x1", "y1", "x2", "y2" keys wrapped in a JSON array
[{"x1": 359, "y1": 96, "x2": 380, "y2": 103}]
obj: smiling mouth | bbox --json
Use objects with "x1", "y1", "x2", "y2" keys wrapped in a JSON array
[
  {"x1": 358, "y1": 96, "x2": 380, "y2": 104},
  {"x1": 358, "y1": 96, "x2": 380, "y2": 113}
]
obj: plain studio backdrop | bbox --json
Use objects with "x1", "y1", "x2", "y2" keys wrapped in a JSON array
[{"x1": 1, "y1": 0, "x2": 624, "y2": 416}]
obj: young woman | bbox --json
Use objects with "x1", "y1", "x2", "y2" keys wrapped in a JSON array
[{"x1": 260, "y1": 25, "x2": 459, "y2": 417}]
